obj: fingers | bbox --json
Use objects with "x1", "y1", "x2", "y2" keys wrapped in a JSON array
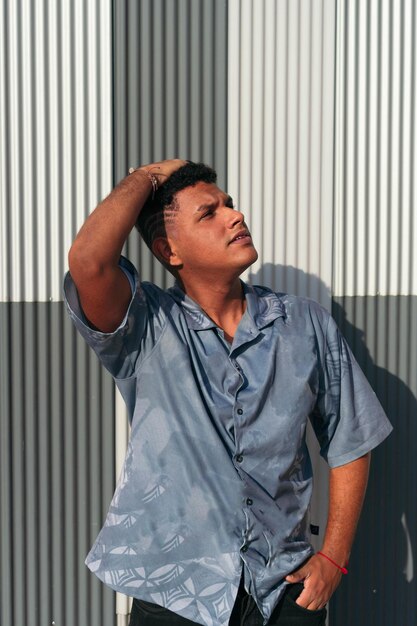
[
  {"x1": 294, "y1": 586, "x2": 326, "y2": 611},
  {"x1": 285, "y1": 555, "x2": 315, "y2": 586},
  {"x1": 285, "y1": 554, "x2": 342, "y2": 610},
  {"x1": 285, "y1": 564, "x2": 309, "y2": 583},
  {"x1": 142, "y1": 159, "x2": 187, "y2": 184}
]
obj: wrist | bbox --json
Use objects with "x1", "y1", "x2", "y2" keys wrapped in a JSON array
[
  {"x1": 317, "y1": 551, "x2": 348, "y2": 575},
  {"x1": 129, "y1": 167, "x2": 159, "y2": 199},
  {"x1": 320, "y1": 538, "x2": 351, "y2": 567}
]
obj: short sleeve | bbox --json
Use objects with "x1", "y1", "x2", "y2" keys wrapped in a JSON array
[
  {"x1": 310, "y1": 313, "x2": 393, "y2": 468},
  {"x1": 63, "y1": 256, "x2": 167, "y2": 380}
]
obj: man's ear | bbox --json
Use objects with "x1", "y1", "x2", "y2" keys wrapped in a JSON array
[{"x1": 152, "y1": 237, "x2": 183, "y2": 267}]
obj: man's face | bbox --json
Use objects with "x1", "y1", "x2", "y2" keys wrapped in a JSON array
[{"x1": 164, "y1": 182, "x2": 258, "y2": 276}]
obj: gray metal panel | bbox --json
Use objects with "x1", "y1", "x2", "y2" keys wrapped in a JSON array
[
  {"x1": 113, "y1": 0, "x2": 228, "y2": 286},
  {"x1": 0, "y1": 303, "x2": 116, "y2": 626},
  {"x1": 331, "y1": 296, "x2": 416, "y2": 625}
]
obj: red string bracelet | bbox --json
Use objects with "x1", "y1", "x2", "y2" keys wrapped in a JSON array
[{"x1": 317, "y1": 551, "x2": 348, "y2": 575}]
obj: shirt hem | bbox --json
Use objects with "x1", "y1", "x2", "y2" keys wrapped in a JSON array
[{"x1": 325, "y1": 422, "x2": 393, "y2": 468}]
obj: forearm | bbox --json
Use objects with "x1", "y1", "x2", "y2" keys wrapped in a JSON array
[
  {"x1": 321, "y1": 452, "x2": 371, "y2": 567},
  {"x1": 69, "y1": 168, "x2": 152, "y2": 274},
  {"x1": 67, "y1": 158, "x2": 186, "y2": 332},
  {"x1": 286, "y1": 452, "x2": 371, "y2": 609},
  {"x1": 69, "y1": 157, "x2": 186, "y2": 275}
]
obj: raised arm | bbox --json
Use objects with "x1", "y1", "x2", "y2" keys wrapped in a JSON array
[
  {"x1": 68, "y1": 159, "x2": 186, "y2": 333},
  {"x1": 285, "y1": 452, "x2": 371, "y2": 610}
]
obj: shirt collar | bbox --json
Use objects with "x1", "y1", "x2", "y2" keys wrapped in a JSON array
[
  {"x1": 168, "y1": 283, "x2": 217, "y2": 330},
  {"x1": 242, "y1": 282, "x2": 287, "y2": 329},
  {"x1": 168, "y1": 281, "x2": 286, "y2": 332}
]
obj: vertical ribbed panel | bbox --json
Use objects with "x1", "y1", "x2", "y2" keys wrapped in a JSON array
[
  {"x1": 334, "y1": 0, "x2": 417, "y2": 297},
  {"x1": 331, "y1": 1, "x2": 417, "y2": 624},
  {"x1": 115, "y1": 389, "x2": 132, "y2": 622},
  {"x1": 0, "y1": 304, "x2": 116, "y2": 626},
  {"x1": 113, "y1": 0, "x2": 228, "y2": 287},
  {"x1": 0, "y1": 2, "x2": 116, "y2": 625},
  {"x1": 331, "y1": 296, "x2": 417, "y2": 625},
  {"x1": 228, "y1": 0, "x2": 336, "y2": 309},
  {"x1": 0, "y1": 0, "x2": 112, "y2": 302}
]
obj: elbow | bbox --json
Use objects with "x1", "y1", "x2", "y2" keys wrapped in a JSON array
[{"x1": 68, "y1": 241, "x2": 105, "y2": 284}]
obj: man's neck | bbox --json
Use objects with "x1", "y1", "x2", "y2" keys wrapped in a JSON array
[{"x1": 180, "y1": 274, "x2": 246, "y2": 341}]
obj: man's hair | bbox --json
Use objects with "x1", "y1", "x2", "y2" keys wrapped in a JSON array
[{"x1": 135, "y1": 161, "x2": 217, "y2": 253}]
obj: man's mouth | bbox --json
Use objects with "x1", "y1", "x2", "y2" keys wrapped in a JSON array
[{"x1": 229, "y1": 230, "x2": 252, "y2": 244}]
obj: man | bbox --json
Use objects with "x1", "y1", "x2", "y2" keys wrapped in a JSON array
[{"x1": 65, "y1": 159, "x2": 392, "y2": 626}]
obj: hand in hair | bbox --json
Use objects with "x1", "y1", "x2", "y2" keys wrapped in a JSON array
[
  {"x1": 68, "y1": 158, "x2": 186, "y2": 333},
  {"x1": 137, "y1": 158, "x2": 188, "y2": 189}
]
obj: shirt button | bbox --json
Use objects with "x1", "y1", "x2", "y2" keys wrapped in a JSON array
[
  {"x1": 237, "y1": 408, "x2": 243, "y2": 415},
  {"x1": 246, "y1": 498, "x2": 253, "y2": 506},
  {"x1": 236, "y1": 454, "x2": 244, "y2": 463},
  {"x1": 241, "y1": 544, "x2": 249, "y2": 553}
]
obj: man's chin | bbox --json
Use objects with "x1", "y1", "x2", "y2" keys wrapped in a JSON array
[
  {"x1": 237, "y1": 249, "x2": 259, "y2": 274},
  {"x1": 246, "y1": 247, "x2": 259, "y2": 266}
]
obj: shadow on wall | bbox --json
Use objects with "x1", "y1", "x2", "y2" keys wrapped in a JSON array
[{"x1": 249, "y1": 264, "x2": 416, "y2": 626}]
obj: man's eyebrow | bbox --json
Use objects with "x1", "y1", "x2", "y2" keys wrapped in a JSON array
[
  {"x1": 194, "y1": 195, "x2": 234, "y2": 214},
  {"x1": 195, "y1": 202, "x2": 215, "y2": 213}
]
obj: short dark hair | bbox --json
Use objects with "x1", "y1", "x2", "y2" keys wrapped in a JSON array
[{"x1": 135, "y1": 161, "x2": 217, "y2": 252}]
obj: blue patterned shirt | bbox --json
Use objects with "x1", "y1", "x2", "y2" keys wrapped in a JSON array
[{"x1": 64, "y1": 256, "x2": 392, "y2": 626}]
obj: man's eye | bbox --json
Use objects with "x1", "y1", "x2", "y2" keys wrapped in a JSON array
[{"x1": 201, "y1": 211, "x2": 214, "y2": 219}]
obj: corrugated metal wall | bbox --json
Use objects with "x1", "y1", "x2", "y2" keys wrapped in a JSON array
[
  {"x1": 334, "y1": 0, "x2": 417, "y2": 299},
  {"x1": 228, "y1": 0, "x2": 336, "y2": 310},
  {"x1": 0, "y1": 304, "x2": 116, "y2": 626},
  {"x1": 1, "y1": 1, "x2": 415, "y2": 625},
  {"x1": 0, "y1": 0, "x2": 113, "y2": 303},
  {"x1": 331, "y1": 1, "x2": 417, "y2": 623},
  {"x1": 113, "y1": 0, "x2": 228, "y2": 288},
  {"x1": 0, "y1": 2, "x2": 115, "y2": 625}
]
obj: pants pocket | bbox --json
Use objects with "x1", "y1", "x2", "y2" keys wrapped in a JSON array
[{"x1": 279, "y1": 583, "x2": 327, "y2": 624}]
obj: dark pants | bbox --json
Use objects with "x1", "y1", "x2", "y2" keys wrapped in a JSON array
[{"x1": 129, "y1": 582, "x2": 327, "y2": 625}]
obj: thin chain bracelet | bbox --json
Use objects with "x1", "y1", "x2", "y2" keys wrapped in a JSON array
[{"x1": 128, "y1": 167, "x2": 159, "y2": 199}]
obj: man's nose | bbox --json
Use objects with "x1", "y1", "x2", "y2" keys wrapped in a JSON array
[{"x1": 225, "y1": 207, "x2": 245, "y2": 228}]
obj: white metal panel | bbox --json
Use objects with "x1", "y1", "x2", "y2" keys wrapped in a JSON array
[
  {"x1": 334, "y1": 0, "x2": 417, "y2": 297},
  {"x1": 0, "y1": 0, "x2": 112, "y2": 303},
  {"x1": 115, "y1": 389, "x2": 132, "y2": 623},
  {"x1": 228, "y1": 0, "x2": 336, "y2": 309},
  {"x1": 0, "y1": 2, "x2": 7, "y2": 299},
  {"x1": 227, "y1": 0, "x2": 336, "y2": 558}
]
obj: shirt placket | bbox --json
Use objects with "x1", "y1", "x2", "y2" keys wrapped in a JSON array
[{"x1": 226, "y1": 353, "x2": 254, "y2": 556}]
